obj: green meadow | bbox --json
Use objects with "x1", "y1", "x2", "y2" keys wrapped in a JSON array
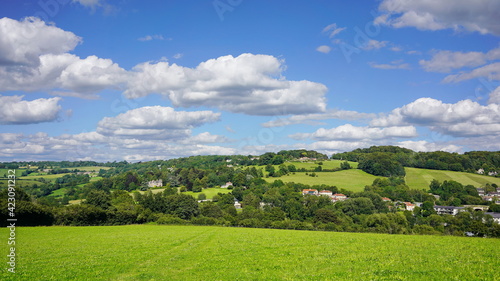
[
  {"x1": 135, "y1": 187, "x2": 232, "y2": 199},
  {"x1": 263, "y1": 165, "x2": 500, "y2": 192},
  {"x1": 1, "y1": 225, "x2": 499, "y2": 280},
  {"x1": 405, "y1": 167, "x2": 500, "y2": 190},
  {"x1": 264, "y1": 169, "x2": 379, "y2": 192},
  {"x1": 0, "y1": 169, "x2": 25, "y2": 178},
  {"x1": 182, "y1": 187, "x2": 232, "y2": 199},
  {"x1": 255, "y1": 160, "x2": 358, "y2": 173}
]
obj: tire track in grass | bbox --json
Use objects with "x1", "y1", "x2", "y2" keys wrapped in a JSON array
[{"x1": 113, "y1": 226, "x2": 216, "y2": 280}]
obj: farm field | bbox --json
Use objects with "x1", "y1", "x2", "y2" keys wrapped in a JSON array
[
  {"x1": 255, "y1": 160, "x2": 358, "y2": 172},
  {"x1": 182, "y1": 187, "x2": 232, "y2": 199},
  {"x1": 0, "y1": 179, "x2": 44, "y2": 189},
  {"x1": 405, "y1": 167, "x2": 500, "y2": 190},
  {"x1": 135, "y1": 187, "x2": 231, "y2": 199},
  {"x1": 67, "y1": 166, "x2": 112, "y2": 171},
  {"x1": 264, "y1": 169, "x2": 379, "y2": 192},
  {"x1": 0, "y1": 169, "x2": 25, "y2": 178},
  {"x1": 19, "y1": 173, "x2": 72, "y2": 182},
  {"x1": 1, "y1": 225, "x2": 499, "y2": 280}
]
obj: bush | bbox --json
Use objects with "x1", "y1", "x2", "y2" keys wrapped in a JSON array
[{"x1": 156, "y1": 214, "x2": 187, "y2": 225}]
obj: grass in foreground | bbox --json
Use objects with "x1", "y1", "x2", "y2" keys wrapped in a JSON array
[{"x1": 1, "y1": 225, "x2": 499, "y2": 280}]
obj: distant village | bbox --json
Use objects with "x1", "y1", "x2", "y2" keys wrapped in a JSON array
[{"x1": 300, "y1": 187, "x2": 500, "y2": 224}]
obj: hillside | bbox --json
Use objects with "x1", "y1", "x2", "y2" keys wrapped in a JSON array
[
  {"x1": 262, "y1": 162, "x2": 500, "y2": 192},
  {"x1": 263, "y1": 169, "x2": 376, "y2": 192},
  {"x1": 406, "y1": 167, "x2": 500, "y2": 190},
  {"x1": 2, "y1": 225, "x2": 498, "y2": 280}
]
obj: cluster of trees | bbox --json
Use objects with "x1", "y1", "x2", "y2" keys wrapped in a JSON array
[
  {"x1": 357, "y1": 153, "x2": 406, "y2": 177},
  {"x1": 429, "y1": 180, "x2": 485, "y2": 206},
  {"x1": 332, "y1": 146, "x2": 500, "y2": 174}
]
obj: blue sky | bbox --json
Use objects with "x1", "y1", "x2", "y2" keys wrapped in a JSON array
[{"x1": 0, "y1": 0, "x2": 499, "y2": 162}]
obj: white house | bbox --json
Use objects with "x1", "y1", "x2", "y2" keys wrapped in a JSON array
[
  {"x1": 319, "y1": 190, "x2": 333, "y2": 197},
  {"x1": 403, "y1": 202, "x2": 415, "y2": 211},
  {"x1": 434, "y1": 206, "x2": 465, "y2": 216},
  {"x1": 485, "y1": 212, "x2": 500, "y2": 224},
  {"x1": 147, "y1": 179, "x2": 163, "y2": 188},
  {"x1": 302, "y1": 189, "x2": 319, "y2": 196},
  {"x1": 331, "y1": 193, "x2": 347, "y2": 202},
  {"x1": 221, "y1": 182, "x2": 233, "y2": 189},
  {"x1": 234, "y1": 201, "x2": 242, "y2": 209}
]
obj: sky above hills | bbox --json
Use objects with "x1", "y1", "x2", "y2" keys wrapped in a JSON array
[{"x1": 0, "y1": 0, "x2": 499, "y2": 162}]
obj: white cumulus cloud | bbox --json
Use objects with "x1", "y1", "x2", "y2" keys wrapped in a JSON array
[
  {"x1": 316, "y1": 45, "x2": 331, "y2": 54},
  {"x1": 371, "y1": 97, "x2": 500, "y2": 137},
  {"x1": 0, "y1": 17, "x2": 81, "y2": 66},
  {"x1": 0, "y1": 95, "x2": 62, "y2": 124},
  {"x1": 290, "y1": 124, "x2": 418, "y2": 141},
  {"x1": 376, "y1": 0, "x2": 500, "y2": 35},
  {"x1": 96, "y1": 106, "x2": 221, "y2": 140},
  {"x1": 124, "y1": 53, "x2": 328, "y2": 115}
]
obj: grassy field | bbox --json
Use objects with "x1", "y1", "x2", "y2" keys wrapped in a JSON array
[
  {"x1": 135, "y1": 187, "x2": 231, "y2": 199},
  {"x1": 255, "y1": 160, "x2": 358, "y2": 172},
  {"x1": 19, "y1": 173, "x2": 72, "y2": 182},
  {"x1": 182, "y1": 187, "x2": 232, "y2": 199},
  {"x1": 264, "y1": 169, "x2": 378, "y2": 192},
  {"x1": 67, "y1": 166, "x2": 112, "y2": 171},
  {"x1": 1, "y1": 225, "x2": 498, "y2": 280},
  {"x1": 0, "y1": 169, "x2": 25, "y2": 178},
  {"x1": 0, "y1": 179, "x2": 44, "y2": 188},
  {"x1": 405, "y1": 167, "x2": 500, "y2": 190}
]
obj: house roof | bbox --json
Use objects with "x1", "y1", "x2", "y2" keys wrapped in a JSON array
[
  {"x1": 333, "y1": 193, "x2": 346, "y2": 196},
  {"x1": 434, "y1": 206, "x2": 465, "y2": 210},
  {"x1": 485, "y1": 212, "x2": 500, "y2": 219},
  {"x1": 303, "y1": 189, "x2": 318, "y2": 192}
]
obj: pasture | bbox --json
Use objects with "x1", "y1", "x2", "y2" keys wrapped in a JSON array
[
  {"x1": 135, "y1": 187, "x2": 231, "y2": 199},
  {"x1": 1, "y1": 225, "x2": 499, "y2": 280},
  {"x1": 405, "y1": 167, "x2": 500, "y2": 190},
  {"x1": 182, "y1": 187, "x2": 232, "y2": 199},
  {"x1": 264, "y1": 169, "x2": 378, "y2": 192}
]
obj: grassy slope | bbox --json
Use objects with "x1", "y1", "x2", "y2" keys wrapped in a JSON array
[
  {"x1": 255, "y1": 160, "x2": 358, "y2": 172},
  {"x1": 1, "y1": 225, "x2": 498, "y2": 280},
  {"x1": 405, "y1": 167, "x2": 500, "y2": 190},
  {"x1": 264, "y1": 169, "x2": 378, "y2": 192}
]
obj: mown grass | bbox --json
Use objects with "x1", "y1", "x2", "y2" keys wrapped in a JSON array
[
  {"x1": 182, "y1": 187, "x2": 232, "y2": 199},
  {"x1": 0, "y1": 169, "x2": 25, "y2": 178},
  {"x1": 254, "y1": 160, "x2": 358, "y2": 173},
  {"x1": 66, "y1": 166, "x2": 112, "y2": 171},
  {"x1": 405, "y1": 167, "x2": 500, "y2": 190},
  {"x1": 264, "y1": 169, "x2": 377, "y2": 192},
  {"x1": 134, "y1": 187, "x2": 231, "y2": 199},
  {"x1": 19, "y1": 173, "x2": 72, "y2": 182},
  {"x1": 1, "y1": 225, "x2": 499, "y2": 280},
  {"x1": 0, "y1": 179, "x2": 44, "y2": 188}
]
